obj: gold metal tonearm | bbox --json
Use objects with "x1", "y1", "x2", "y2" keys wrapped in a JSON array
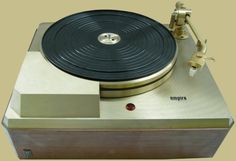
[{"x1": 169, "y1": 2, "x2": 214, "y2": 77}]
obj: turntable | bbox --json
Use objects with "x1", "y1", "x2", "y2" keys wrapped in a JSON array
[{"x1": 2, "y1": 2, "x2": 233, "y2": 159}]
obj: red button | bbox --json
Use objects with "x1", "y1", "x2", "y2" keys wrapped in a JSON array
[{"x1": 126, "y1": 103, "x2": 135, "y2": 111}]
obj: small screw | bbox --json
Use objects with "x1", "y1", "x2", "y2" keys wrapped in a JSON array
[{"x1": 23, "y1": 149, "x2": 32, "y2": 159}]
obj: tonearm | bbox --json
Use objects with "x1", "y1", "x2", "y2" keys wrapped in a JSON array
[{"x1": 169, "y1": 1, "x2": 214, "y2": 77}]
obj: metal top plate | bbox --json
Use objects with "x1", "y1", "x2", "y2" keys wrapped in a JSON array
[{"x1": 2, "y1": 23, "x2": 233, "y2": 129}]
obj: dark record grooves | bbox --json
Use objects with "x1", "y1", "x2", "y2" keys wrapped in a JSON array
[{"x1": 42, "y1": 10, "x2": 176, "y2": 82}]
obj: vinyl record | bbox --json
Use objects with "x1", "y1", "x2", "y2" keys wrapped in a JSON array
[{"x1": 41, "y1": 10, "x2": 177, "y2": 82}]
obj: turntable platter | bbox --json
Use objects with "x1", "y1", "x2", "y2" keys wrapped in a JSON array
[{"x1": 41, "y1": 10, "x2": 177, "y2": 97}]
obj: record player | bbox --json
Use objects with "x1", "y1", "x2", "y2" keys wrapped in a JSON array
[{"x1": 2, "y1": 2, "x2": 234, "y2": 159}]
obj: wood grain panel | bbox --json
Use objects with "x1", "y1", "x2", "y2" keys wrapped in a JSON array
[{"x1": 7, "y1": 128, "x2": 229, "y2": 159}]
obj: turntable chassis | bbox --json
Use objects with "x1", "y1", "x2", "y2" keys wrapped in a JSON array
[{"x1": 2, "y1": 23, "x2": 233, "y2": 159}]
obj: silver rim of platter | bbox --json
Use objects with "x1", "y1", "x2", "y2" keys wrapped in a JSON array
[{"x1": 41, "y1": 10, "x2": 177, "y2": 98}]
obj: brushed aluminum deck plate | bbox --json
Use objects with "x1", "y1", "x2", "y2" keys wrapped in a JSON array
[{"x1": 2, "y1": 23, "x2": 233, "y2": 129}]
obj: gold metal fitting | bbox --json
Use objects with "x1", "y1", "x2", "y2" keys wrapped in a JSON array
[
  {"x1": 170, "y1": 2, "x2": 214, "y2": 77},
  {"x1": 169, "y1": 1, "x2": 192, "y2": 39}
]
